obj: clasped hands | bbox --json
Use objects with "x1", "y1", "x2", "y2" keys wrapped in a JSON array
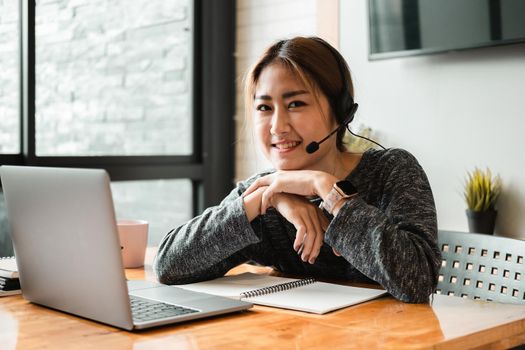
[{"x1": 243, "y1": 170, "x2": 342, "y2": 264}]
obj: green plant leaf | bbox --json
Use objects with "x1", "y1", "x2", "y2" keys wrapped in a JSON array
[{"x1": 463, "y1": 167, "x2": 502, "y2": 212}]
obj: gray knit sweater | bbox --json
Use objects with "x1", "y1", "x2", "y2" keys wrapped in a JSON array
[{"x1": 154, "y1": 148, "x2": 441, "y2": 303}]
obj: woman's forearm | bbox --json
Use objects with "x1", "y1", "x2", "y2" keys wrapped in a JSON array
[{"x1": 154, "y1": 186, "x2": 264, "y2": 284}]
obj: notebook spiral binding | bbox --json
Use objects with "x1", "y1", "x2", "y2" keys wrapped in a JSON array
[{"x1": 240, "y1": 277, "x2": 316, "y2": 299}]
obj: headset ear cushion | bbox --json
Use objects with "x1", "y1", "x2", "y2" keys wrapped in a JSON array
[
  {"x1": 347, "y1": 102, "x2": 358, "y2": 123},
  {"x1": 338, "y1": 94, "x2": 356, "y2": 125}
]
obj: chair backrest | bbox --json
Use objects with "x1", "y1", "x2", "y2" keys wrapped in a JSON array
[{"x1": 437, "y1": 230, "x2": 525, "y2": 304}]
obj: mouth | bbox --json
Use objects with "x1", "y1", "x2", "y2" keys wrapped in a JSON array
[{"x1": 271, "y1": 140, "x2": 302, "y2": 151}]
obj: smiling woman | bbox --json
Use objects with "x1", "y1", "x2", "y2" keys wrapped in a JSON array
[
  {"x1": 251, "y1": 64, "x2": 336, "y2": 172},
  {"x1": 154, "y1": 36, "x2": 441, "y2": 304}
]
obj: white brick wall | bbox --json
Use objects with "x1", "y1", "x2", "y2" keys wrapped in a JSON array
[
  {"x1": 34, "y1": 0, "x2": 192, "y2": 156},
  {"x1": 235, "y1": 0, "x2": 318, "y2": 182},
  {"x1": 0, "y1": 0, "x2": 20, "y2": 154}
]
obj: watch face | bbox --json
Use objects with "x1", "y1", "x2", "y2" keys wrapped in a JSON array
[{"x1": 336, "y1": 180, "x2": 357, "y2": 196}]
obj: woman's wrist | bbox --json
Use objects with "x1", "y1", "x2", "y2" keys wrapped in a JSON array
[
  {"x1": 242, "y1": 186, "x2": 267, "y2": 222},
  {"x1": 313, "y1": 171, "x2": 338, "y2": 200},
  {"x1": 320, "y1": 180, "x2": 359, "y2": 216}
]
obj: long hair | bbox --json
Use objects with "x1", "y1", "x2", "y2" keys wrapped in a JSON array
[{"x1": 244, "y1": 36, "x2": 354, "y2": 151}]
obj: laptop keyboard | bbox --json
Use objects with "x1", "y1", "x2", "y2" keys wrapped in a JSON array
[{"x1": 130, "y1": 296, "x2": 199, "y2": 323}]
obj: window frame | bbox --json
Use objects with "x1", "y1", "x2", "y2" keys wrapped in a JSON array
[{"x1": 0, "y1": 0, "x2": 236, "y2": 216}]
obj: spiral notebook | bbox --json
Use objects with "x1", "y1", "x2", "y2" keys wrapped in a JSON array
[
  {"x1": 0, "y1": 256, "x2": 18, "y2": 279},
  {"x1": 177, "y1": 272, "x2": 387, "y2": 314}
]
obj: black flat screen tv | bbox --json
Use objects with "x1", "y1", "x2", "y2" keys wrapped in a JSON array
[{"x1": 368, "y1": 0, "x2": 525, "y2": 60}]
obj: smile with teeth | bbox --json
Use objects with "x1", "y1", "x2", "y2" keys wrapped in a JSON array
[{"x1": 273, "y1": 141, "x2": 301, "y2": 150}]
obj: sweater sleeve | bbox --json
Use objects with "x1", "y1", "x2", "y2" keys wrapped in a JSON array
[
  {"x1": 324, "y1": 149, "x2": 441, "y2": 303},
  {"x1": 153, "y1": 179, "x2": 263, "y2": 285}
]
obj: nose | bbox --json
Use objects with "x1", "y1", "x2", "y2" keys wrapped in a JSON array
[{"x1": 270, "y1": 106, "x2": 291, "y2": 136}]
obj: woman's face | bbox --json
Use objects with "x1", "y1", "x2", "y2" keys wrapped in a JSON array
[{"x1": 253, "y1": 63, "x2": 339, "y2": 171}]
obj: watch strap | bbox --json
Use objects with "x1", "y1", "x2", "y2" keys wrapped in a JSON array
[{"x1": 320, "y1": 181, "x2": 357, "y2": 215}]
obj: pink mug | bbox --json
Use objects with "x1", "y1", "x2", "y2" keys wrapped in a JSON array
[{"x1": 117, "y1": 219, "x2": 148, "y2": 268}]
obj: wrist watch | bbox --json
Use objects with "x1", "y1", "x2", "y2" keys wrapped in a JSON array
[{"x1": 320, "y1": 180, "x2": 358, "y2": 215}]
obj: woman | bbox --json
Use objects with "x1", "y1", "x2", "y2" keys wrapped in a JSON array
[{"x1": 154, "y1": 36, "x2": 441, "y2": 303}]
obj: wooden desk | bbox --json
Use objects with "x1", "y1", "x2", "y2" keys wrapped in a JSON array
[{"x1": 1, "y1": 250, "x2": 525, "y2": 349}]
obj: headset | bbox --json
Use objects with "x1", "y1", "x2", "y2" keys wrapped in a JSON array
[{"x1": 305, "y1": 37, "x2": 385, "y2": 154}]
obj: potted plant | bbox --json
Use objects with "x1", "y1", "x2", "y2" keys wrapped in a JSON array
[{"x1": 464, "y1": 168, "x2": 502, "y2": 234}]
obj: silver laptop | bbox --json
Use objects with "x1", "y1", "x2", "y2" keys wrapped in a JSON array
[{"x1": 0, "y1": 165, "x2": 252, "y2": 330}]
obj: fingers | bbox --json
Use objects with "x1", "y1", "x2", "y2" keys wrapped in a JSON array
[
  {"x1": 298, "y1": 209, "x2": 326, "y2": 264},
  {"x1": 298, "y1": 217, "x2": 317, "y2": 263},
  {"x1": 261, "y1": 180, "x2": 288, "y2": 213},
  {"x1": 243, "y1": 177, "x2": 270, "y2": 197},
  {"x1": 260, "y1": 185, "x2": 275, "y2": 214},
  {"x1": 307, "y1": 209, "x2": 329, "y2": 264},
  {"x1": 304, "y1": 211, "x2": 324, "y2": 264},
  {"x1": 332, "y1": 248, "x2": 342, "y2": 257},
  {"x1": 306, "y1": 209, "x2": 330, "y2": 264},
  {"x1": 245, "y1": 170, "x2": 311, "y2": 200},
  {"x1": 318, "y1": 210, "x2": 330, "y2": 231},
  {"x1": 294, "y1": 225, "x2": 306, "y2": 252},
  {"x1": 271, "y1": 193, "x2": 332, "y2": 264},
  {"x1": 302, "y1": 232, "x2": 323, "y2": 264}
]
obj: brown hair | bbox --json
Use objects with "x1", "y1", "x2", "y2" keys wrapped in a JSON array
[{"x1": 244, "y1": 36, "x2": 355, "y2": 151}]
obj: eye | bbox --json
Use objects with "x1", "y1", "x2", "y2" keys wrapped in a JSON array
[
  {"x1": 288, "y1": 100, "x2": 306, "y2": 109},
  {"x1": 256, "y1": 104, "x2": 271, "y2": 112}
]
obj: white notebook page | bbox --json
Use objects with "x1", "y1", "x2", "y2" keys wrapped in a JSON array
[
  {"x1": 249, "y1": 281, "x2": 387, "y2": 314},
  {"x1": 177, "y1": 272, "x2": 387, "y2": 314}
]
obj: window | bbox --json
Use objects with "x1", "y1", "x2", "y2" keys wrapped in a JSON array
[
  {"x1": 0, "y1": 0, "x2": 20, "y2": 154},
  {"x1": 35, "y1": 0, "x2": 193, "y2": 156},
  {"x1": 111, "y1": 179, "x2": 192, "y2": 245},
  {"x1": 0, "y1": 0, "x2": 235, "y2": 251}
]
